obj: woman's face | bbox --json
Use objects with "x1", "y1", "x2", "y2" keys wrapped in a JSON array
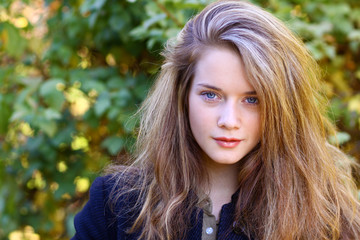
[{"x1": 188, "y1": 47, "x2": 261, "y2": 167}]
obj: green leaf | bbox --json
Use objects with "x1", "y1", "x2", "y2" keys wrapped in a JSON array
[
  {"x1": 113, "y1": 89, "x2": 132, "y2": 107},
  {"x1": 107, "y1": 76, "x2": 126, "y2": 89},
  {"x1": 107, "y1": 107, "x2": 120, "y2": 120},
  {"x1": 109, "y1": 14, "x2": 126, "y2": 31},
  {"x1": 51, "y1": 125, "x2": 74, "y2": 146},
  {"x1": 80, "y1": 0, "x2": 107, "y2": 14},
  {"x1": 123, "y1": 114, "x2": 138, "y2": 133},
  {"x1": 44, "y1": 108, "x2": 62, "y2": 120},
  {"x1": 39, "y1": 79, "x2": 66, "y2": 111},
  {"x1": 36, "y1": 118, "x2": 58, "y2": 137},
  {"x1": 348, "y1": 30, "x2": 360, "y2": 41},
  {"x1": 1, "y1": 22, "x2": 27, "y2": 58},
  {"x1": 0, "y1": 94, "x2": 13, "y2": 135},
  {"x1": 321, "y1": 3, "x2": 350, "y2": 17},
  {"x1": 329, "y1": 132, "x2": 351, "y2": 145},
  {"x1": 94, "y1": 91, "x2": 111, "y2": 116},
  {"x1": 88, "y1": 12, "x2": 99, "y2": 28},
  {"x1": 101, "y1": 136, "x2": 124, "y2": 155},
  {"x1": 143, "y1": 13, "x2": 166, "y2": 30},
  {"x1": 81, "y1": 79, "x2": 107, "y2": 94}
]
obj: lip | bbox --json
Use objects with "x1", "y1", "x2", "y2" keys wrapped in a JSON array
[{"x1": 213, "y1": 137, "x2": 242, "y2": 148}]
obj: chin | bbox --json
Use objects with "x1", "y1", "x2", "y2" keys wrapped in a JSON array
[{"x1": 211, "y1": 158, "x2": 242, "y2": 165}]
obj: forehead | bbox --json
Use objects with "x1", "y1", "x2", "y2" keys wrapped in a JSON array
[
  {"x1": 192, "y1": 46, "x2": 254, "y2": 92},
  {"x1": 195, "y1": 44, "x2": 242, "y2": 71}
]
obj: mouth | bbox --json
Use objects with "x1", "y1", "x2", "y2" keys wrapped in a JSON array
[{"x1": 213, "y1": 137, "x2": 242, "y2": 148}]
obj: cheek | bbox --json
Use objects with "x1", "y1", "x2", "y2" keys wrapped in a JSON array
[
  {"x1": 188, "y1": 102, "x2": 202, "y2": 132},
  {"x1": 188, "y1": 96, "x2": 197, "y2": 132},
  {"x1": 250, "y1": 113, "x2": 262, "y2": 141},
  {"x1": 188, "y1": 97, "x2": 209, "y2": 136}
]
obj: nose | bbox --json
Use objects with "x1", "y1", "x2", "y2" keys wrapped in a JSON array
[{"x1": 217, "y1": 102, "x2": 240, "y2": 130}]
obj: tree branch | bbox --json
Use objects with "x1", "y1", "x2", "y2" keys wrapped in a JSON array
[{"x1": 153, "y1": 0, "x2": 183, "y2": 28}]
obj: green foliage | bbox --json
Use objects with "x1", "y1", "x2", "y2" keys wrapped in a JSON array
[{"x1": 0, "y1": 0, "x2": 359, "y2": 239}]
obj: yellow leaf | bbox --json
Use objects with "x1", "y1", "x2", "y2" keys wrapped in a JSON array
[
  {"x1": 106, "y1": 53, "x2": 116, "y2": 66},
  {"x1": 9, "y1": 226, "x2": 40, "y2": 240},
  {"x1": 13, "y1": 17, "x2": 28, "y2": 28},
  {"x1": 20, "y1": 122, "x2": 34, "y2": 137},
  {"x1": 75, "y1": 177, "x2": 90, "y2": 193},
  {"x1": 348, "y1": 94, "x2": 360, "y2": 114},
  {"x1": 330, "y1": 71, "x2": 352, "y2": 95},
  {"x1": 57, "y1": 161, "x2": 68, "y2": 172},
  {"x1": 71, "y1": 136, "x2": 89, "y2": 151}
]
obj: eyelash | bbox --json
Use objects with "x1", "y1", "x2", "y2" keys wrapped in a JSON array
[
  {"x1": 200, "y1": 91, "x2": 259, "y2": 105},
  {"x1": 243, "y1": 96, "x2": 259, "y2": 105},
  {"x1": 200, "y1": 91, "x2": 220, "y2": 102}
]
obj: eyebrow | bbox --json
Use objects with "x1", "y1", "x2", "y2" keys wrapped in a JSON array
[
  {"x1": 197, "y1": 83, "x2": 222, "y2": 91},
  {"x1": 197, "y1": 83, "x2": 257, "y2": 95}
]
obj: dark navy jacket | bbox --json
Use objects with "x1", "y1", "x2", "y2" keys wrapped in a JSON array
[{"x1": 71, "y1": 175, "x2": 249, "y2": 239}]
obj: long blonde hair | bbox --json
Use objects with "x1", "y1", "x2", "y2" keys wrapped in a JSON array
[{"x1": 108, "y1": 1, "x2": 360, "y2": 239}]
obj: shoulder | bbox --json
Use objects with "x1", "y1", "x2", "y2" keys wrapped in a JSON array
[
  {"x1": 71, "y1": 175, "x2": 117, "y2": 240},
  {"x1": 72, "y1": 171, "x2": 142, "y2": 240}
]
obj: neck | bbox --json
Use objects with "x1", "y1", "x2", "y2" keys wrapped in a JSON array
[
  {"x1": 206, "y1": 161, "x2": 240, "y2": 194},
  {"x1": 204, "y1": 160, "x2": 240, "y2": 219}
]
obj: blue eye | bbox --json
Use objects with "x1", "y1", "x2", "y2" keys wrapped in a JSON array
[
  {"x1": 200, "y1": 91, "x2": 220, "y2": 102},
  {"x1": 205, "y1": 92, "x2": 216, "y2": 99},
  {"x1": 245, "y1": 97, "x2": 259, "y2": 104}
]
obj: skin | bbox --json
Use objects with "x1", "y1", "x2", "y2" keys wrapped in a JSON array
[{"x1": 188, "y1": 46, "x2": 261, "y2": 219}]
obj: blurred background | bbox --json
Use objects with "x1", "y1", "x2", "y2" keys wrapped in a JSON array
[{"x1": 0, "y1": 0, "x2": 359, "y2": 239}]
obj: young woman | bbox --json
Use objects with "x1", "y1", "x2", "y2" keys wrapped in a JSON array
[{"x1": 72, "y1": 1, "x2": 360, "y2": 239}]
